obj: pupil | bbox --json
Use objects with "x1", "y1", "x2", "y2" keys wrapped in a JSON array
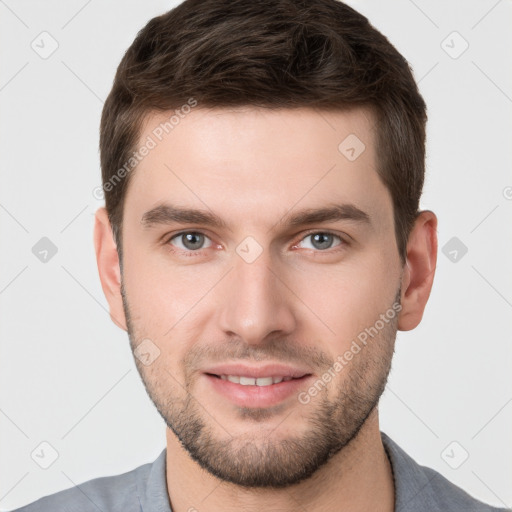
[
  {"x1": 313, "y1": 233, "x2": 332, "y2": 249},
  {"x1": 184, "y1": 233, "x2": 203, "y2": 249}
]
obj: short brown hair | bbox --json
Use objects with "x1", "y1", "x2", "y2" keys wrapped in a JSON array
[{"x1": 100, "y1": 0, "x2": 427, "y2": 265}]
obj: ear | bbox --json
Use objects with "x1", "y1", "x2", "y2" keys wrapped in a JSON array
[
  {"x1": 93, "y1": 207, "x2": 128, "y2": 331},
  {"x1": 397, "y1": 210, "x2": 438, "y2": 331}
]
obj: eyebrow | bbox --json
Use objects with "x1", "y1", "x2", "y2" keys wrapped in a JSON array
[{"x1": 140, "y1": 202, "x2": 372, "y2": 231}]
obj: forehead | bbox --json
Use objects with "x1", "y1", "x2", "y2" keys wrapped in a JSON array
[{"x1": 124, "y1": 106, "x2": 392, "y2": 232}]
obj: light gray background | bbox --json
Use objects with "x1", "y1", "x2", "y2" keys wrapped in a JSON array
[{"x1": 1, "y1": 0, "x2": 511, "y2": 509}]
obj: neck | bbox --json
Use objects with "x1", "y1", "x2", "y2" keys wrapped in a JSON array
[{"x1": 164, "y1": 408, "x2": 395, "y2": 512}]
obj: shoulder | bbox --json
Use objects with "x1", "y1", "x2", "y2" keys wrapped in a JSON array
[
  {"x1": 8, "y1": 455, "x2": 156, "y2": 512},
  {"x1": 421, "y1": 463, "x2": 508, "y2": 512},
  {"x1": 381, "y1": 432, "x2": 510, "y2": 512}
]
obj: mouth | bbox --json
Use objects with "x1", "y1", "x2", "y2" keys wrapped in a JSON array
[
  {"x1": 206, "y1": 373, "x2": 307, "y2": 386},
  {"x1": 202, "y1": 364, "x2": 313, "y2": 408}
]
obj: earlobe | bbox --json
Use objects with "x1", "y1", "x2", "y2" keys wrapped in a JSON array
[
  {"x1": 93, "y1": 207, "x2": 128, "y2": 331},
  {"x1": 397, "y1": 210, "x2": 438, "y2": 331}
]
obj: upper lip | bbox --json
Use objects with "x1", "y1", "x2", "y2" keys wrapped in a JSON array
[{"x1": 204, "y1": 363, "x2": 312, "y2": 379}]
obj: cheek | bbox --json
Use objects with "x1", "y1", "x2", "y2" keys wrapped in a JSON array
[
  {"x1": 294, "y1": 257, "x2": 396, "y2": 347},
  {"x1": 122, "y1": 241, "x2": 184, "y2": 305},
  {"x1": 121, "y1": 251, "x2": 173, "y2": 338},
  {"x1": 121, "y1": 249, "x2": 222, "y2": 360}
]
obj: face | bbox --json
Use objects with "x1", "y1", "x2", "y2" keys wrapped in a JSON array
[{"x1": 119, "y1": 106, "x2": 404, "y2": 487}]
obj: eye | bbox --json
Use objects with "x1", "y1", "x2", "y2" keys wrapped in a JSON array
[
  {"x1": 164, "y1": 230, "x2": 347, "y2": 255},
  {"x1": 296, "y1": 231, "x2": 345, "y2": 251},
  {"x1": 167, "y1": 231, "x2": 213, "y2": 251}
]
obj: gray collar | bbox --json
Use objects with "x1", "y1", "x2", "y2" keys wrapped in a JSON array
[
  {"x1": 381, "y1": 431, "x2": 442, "y2": 512},
  {"x1": 138, "y1": 447, "x2": 172, "y2": 512}
]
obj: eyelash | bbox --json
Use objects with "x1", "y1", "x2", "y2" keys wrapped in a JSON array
[{"x1": 163, "y1": 230, "x2": 349, "y2": 256}]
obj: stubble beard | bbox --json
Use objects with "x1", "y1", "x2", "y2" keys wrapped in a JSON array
[{"x1": 122, "y1": 280, "x2": 399, "y2": 488}]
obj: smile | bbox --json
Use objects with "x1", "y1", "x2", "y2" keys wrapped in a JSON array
[{"x1": 213, "y1": 375, "x2": 297, "y2": 386}]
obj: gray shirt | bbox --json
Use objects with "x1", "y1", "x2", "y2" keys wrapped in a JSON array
[{"x1": 9, "y1": 432, "x2": 509, "y2": 512}]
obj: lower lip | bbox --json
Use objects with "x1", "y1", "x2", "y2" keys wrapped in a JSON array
[{"x1": 204, "y1": 374, "x2": 312, "y2": 408}]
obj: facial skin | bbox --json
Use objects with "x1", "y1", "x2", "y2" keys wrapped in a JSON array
[{"x1": 94, "y1": 106, "x2": 437, "y2": 511}]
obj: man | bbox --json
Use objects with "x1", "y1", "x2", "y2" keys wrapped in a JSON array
[{"x1": 11, "y1": 0, "x2": 508, "y2": 511}]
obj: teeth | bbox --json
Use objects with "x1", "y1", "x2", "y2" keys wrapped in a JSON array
[
  {"x1": 220, "y1": 375, "x2": 292, "y2": 386},
  {"x1": 256, "y1": 377, "x2": 273, "y2": 386}
]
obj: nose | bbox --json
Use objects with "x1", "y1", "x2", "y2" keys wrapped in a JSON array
[{"x1": 217, "y1": 247, "x2": 297, "y2": 346}]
